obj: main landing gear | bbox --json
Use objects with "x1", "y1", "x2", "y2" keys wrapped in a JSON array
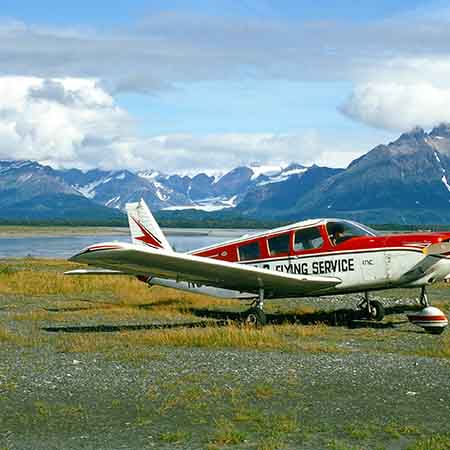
[
  {"x1": 244, "y1": 288, "x2": 267, "y2": 326},
  {"x1": 357, "y1": 292, "x2": 385, "y2": 321}
]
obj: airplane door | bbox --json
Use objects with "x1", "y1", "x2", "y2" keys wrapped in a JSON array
[
  {"x1": 360, "y1": 252, "x2": 388, "y2": 282},
  {"x1": 384, "y1": 251, "x2": 419, "y2": 282}
]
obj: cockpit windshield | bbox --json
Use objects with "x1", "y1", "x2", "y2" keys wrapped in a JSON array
[{"x1": 326, "y1": 220, "x2": 378, "y2": 246}]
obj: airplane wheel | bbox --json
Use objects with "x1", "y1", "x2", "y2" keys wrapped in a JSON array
[
  {"x1": 244, "y1": 307, "x2": 267, "y2": 327},
  {"x1": 368, "y1": 300, "x2": 385, "y2": 321}
]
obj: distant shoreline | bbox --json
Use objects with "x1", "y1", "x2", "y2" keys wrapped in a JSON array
[{"x1": 0, "y1": 225, "x2": 256, "y2": 238}]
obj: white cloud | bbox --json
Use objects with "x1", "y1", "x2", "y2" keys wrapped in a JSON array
[
  {"x1": 340, "y1": 57, "x2": 450, "y2": 131},
  {"x1": 356, "y1": 57, "x2": 450, "y2": 88},
  {"x1": 340, "y1": 82, "x2": 450, "y2": 131},
  {"x1": 0, "y1": 76, "x2": 139, "y2": 169},
  {"x1": 0, "y1": 76, "x2": 358, "y2": 172},
  {"x1": 136, "y1": 130, "x2": 359, "y2": 174}
]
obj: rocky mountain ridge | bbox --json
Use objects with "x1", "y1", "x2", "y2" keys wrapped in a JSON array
[
  {"x1": 53, "y1": 162, "x2": 312, "y2": 212},
  {"x1": 3, "y1": 124, "x2": 450, "y2": 224}
]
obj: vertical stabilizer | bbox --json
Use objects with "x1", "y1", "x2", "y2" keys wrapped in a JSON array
[{"x1": 126, "y1": 199, "x2": 172, "y2": 251}]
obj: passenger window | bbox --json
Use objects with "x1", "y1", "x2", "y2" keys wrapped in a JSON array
[
  {"x1": 268, "y1": 233, "x2": 290, "y2": 256},
  {"x1": 238, "y1": 241, "x2": 260, "y2": 261},
  {"x1": 294, "y1": 227, "x2": 324, "y2": 251}
]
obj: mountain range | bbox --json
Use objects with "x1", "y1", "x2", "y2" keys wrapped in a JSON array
[{"x1": 3, "y1": 124, "x2": 450, "y2": 225}]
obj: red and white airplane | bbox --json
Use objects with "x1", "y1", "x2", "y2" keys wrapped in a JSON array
[{"x1": 68, "y1": 199, "x2": 450, "y2": 332}]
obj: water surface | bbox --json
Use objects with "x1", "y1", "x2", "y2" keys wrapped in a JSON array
[{"x1": 0, "y1": 230, "x2": 251, "y2": 258}]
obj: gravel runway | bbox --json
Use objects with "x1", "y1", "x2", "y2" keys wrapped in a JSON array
[{"x1": 1, "y1": 343, "x2": 450, "y2": 449}]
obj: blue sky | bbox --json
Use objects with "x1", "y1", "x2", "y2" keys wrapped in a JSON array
[
  {"x1": 0, "y1": 1, "x2": 448, "y2": 172},
  {"x1": 1, "y1": 0, "x2": 432, "y2": 24}
]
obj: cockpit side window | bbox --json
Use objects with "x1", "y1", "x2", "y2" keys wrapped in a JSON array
[
  {"x1": 326, "y1": 221, "x2": 374, "y2": 246},
  {"x1": 293, "y1": 227, "x2": 324, "y2": 252}
]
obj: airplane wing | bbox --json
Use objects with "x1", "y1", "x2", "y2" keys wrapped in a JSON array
[{"x1": 69, "y1": 242, "x2": 342, "y2": 299}]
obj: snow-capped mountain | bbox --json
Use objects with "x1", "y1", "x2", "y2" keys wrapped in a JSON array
[
  {"x1": 272, "y1": 124, "x2": 450, "y2": 224},
  {"x1": 0, "y1": 161, "x2": 124, "y2": 223},
  {"x1": 54, "y1": 163, "x2": 313, "y2": 213}
]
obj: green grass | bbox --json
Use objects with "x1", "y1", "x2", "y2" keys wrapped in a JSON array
[
  {"x1": 209, "y1": 417, "x2": 247, "y2": 447},
  {"x1": 406, "y1": 434, "x2": 450, "y2": 450},
  {"x1": 159, "y1": 430, "x2": 191, "y2": 443},
  {"x1": 1, "y1": 258, "x2": 450, "y2": 359}
]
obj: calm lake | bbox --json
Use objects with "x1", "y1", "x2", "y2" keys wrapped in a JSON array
[{"x1": 0, "y1": 229, "x2": 255, "y2": 258}]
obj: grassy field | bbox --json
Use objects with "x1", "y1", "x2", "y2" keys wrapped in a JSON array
[{"x1": 1, "y1": 258, "x2": 450, "y2": 449}]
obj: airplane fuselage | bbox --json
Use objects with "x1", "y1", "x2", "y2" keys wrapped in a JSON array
[{"x1": 183, "y1": 220, "x2": 450, "y2": 298}]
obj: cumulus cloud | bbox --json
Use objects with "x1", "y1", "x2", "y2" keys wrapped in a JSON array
[
  {"x1": 340, "y1": 82, "x2": 450, "y2": 131},
  {"x1": 340, "y1": 56, "x2": 450, "y2": 131},
  {"x1": 136, "y1": 131, "x2": 359, "y2": 174},
  {"x1": 0, "y1": 77, "x2": 140, "y2": 169},
  {"x1": 0, "y1": 76, "x2": 357, "y2": 172},
  {"x1": 28, "y1": 79, "x2": 80, "y2": 105}
]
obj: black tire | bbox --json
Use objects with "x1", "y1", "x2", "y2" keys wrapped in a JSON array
[
  {"x1": 244, "y1": 307, "x2": 267, "y2": 327},
  {"x1": 368, "y1": 300, "x2": 385, "y2": 321}
]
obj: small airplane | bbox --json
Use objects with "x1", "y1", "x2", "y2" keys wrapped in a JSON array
[{"x1": 67, "y1": 199, "x2": 450, "y2": 333}]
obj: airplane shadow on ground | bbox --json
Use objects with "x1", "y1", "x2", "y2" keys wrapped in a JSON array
[
  {"x1": 42, "y1": 304, "x2": 421, "y2": 333},
  {"x1": 189, "y1": 303, "x2": 423, "y2": 329},
  {"x1": 43, "y1": 320, "x2": 229, "y2": 333}
]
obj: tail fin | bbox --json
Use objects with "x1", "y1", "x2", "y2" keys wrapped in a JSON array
[{"x1": 126, "y1": 199, "x2": 172, "y2": 251}]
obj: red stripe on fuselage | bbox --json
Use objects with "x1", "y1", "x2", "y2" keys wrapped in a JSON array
[{"x1": 193, "y1": 226, "x2": 450, "y2": 264}]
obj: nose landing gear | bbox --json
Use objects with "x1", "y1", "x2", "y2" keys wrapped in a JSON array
[
  {"x1": 407, "y1": 286, "x2": 448, "y2": 334},
  {"x1": 419, "y1": 286, "x2": 430, "y2": 307}
]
